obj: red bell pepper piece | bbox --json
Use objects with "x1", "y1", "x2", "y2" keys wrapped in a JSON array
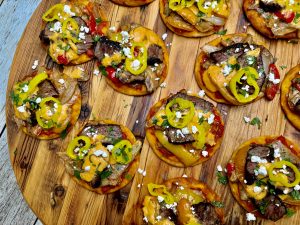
[
  {"x1": 57, "y1": 55, "x2": 69, "y2": 65},
  {"x1": 106, "y1": 66, "x2": 120, "y2": 83},
  {"x1": 226, "y1": 162, "x2": 235, "y2": 177},
  {"x1": 265, "y1": 64, "x2": 280, "y2": 100},
  {"x1": 274, "y1": 11, "x2": 295, "y2": 23}
]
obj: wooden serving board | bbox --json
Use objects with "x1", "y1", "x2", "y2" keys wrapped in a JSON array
[{"x1": 5, "y1": 0, "x2": 300, "y2": 224}]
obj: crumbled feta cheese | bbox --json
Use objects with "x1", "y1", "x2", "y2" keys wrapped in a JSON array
[
  {"x1": 241, "y1": 76, "x2": 247, "y2": 80},
  {"x1": 143, "y1": 217, "x2": 148, "y2": 223},
  {"x1": 160, "y1": 82, "x2": 167, "y2": 88},
  {"x1": 94, "y1": 150, "x2": 108, "y2": 158},
  {"x1": 207, "y1": 114, "x2": 215, "y2": 124},
  {"x1": 179, "y1": 186, "x2": 184, "y2": 190},
  {"x1": 241, "y1": 85, "x2": 250, "y2": 92},
  {"x1": 138, "y1": 168, "x2": 143, "y2": 174},
  {"x1": 58, "y1": 79, "x2": 65, "y2": 84},
  {"x1": 142, "y1": 171, "x2": 146, "y2": 176},
  {"x1": 79, "y1": 32, "x2": 86, "y2": 40},
  {"x1": 17, "y1": 105, "x2": 26, "y2": 113},
  {"x1": 274, "y1": 148, "x2": 281, "y2": 158},
  {"x1": 175, "y1": 111, "x2": 182, "y2": 119},
  {"x1": 157, "y1": 196, "x2": 164, "y2": 202},
  {"x1": 93, "y1": 69, "x2": 100, "y2": 76},
  {"x1": 107, "y1": 145, "x2": 114, "y2": 151},
  {"x1": 258, "y1": 166, "x2": 267, "y2": 176},
  {"x1": 243, "y1": 116, "x2": 251, "y2": 123},
  {"x1": 63, "y1": 5, "x2": 75, "y2": 16},
  {"x1": 294, "y1": 185, "x2": 300, "y2": 191},
  {"x1": 251, "y1": 156, "x2": 267, "y2": 163},
  {"x1": 198, "y1": 90, "x2": 205, "y2": 97},
  {"x1": 191, "y1": 126, "x2": 198, "y2": 134},
  {"x1": 182, "y1": 174, "x2": 188, "y2": 178},
  {"x1": 268, "y1": 72, "x2": 280, "y2": 84},
  {"x1": 222, "y1": 64, "x2": 232, "y2": 76},
  {"x1": 80, "y1": 26, "x2": 89, "y2": 33},
  {"x1": 189, "y1": 149, "x2": 195, "y2": 153},
  {"x1": 22, "y1": 85, "x2": 29, "y2": 93},
  {"x1": 137, "y1": 184, "x2": 141, "y2": 188},
  {"x1": 253, "y1": 186, "x2": 262, "y2": 193},
  {"x1": 35, "y1": 97, "x2": 42, "y2": 103},
  {"x1": 135, "y1": 120, "x2": 139, "y2": 124},
  {"x1": 246, "y1": 213, "x2": 256, "y2": 221},
  {"x1": 224, "y1": 82, "x2": 228, "y2": 87},
  {"x1": 283, "y1": 188, "x2": 290, "y2": 194},
  {"x1": 109, "y1": 26, "x2": 116, "y2": 31},
  {"x1": 154, "y1": 77, "x2": 160, "y2": 81},
  {"x1": 162, "y1": 33, "x2": 168, "y2": 40},
  {"x1": 176, "y1": 129, "x2": 185, "y2": 137},
  {"x1": 156, "y1": 215, "x2": 162, "y2": 221},
  {"x1": 32, "y1": 60, "x2": 39, "y2": 70},
  {"x1": 131, "y1": 60, "x2": 140, "y2": 70},
  {"x1": 244, "y1": 180, "x2": 247, "y2": 184},
  {"x1": 123, "y1": 47, "x2": 131, "y2": 58},
  {"x1": 181, "y1": 127, "x2": 190, "y2": 135},
  {"x1": 217, "y1": 165, "x2": 223, "y2": 172},
  {"x1": 84, "y1": 166, "x2": 91, "y2": 171},
  {"x1": 202, "y1": 150, "x2": 208, "y2": 157},
  {"x1": 120, "y1": 31, "x2": 130, "y2": 43},
  {"x1": 198, "y1": 112, "x2": 203, "y2": 118},
  {"x1": 50, "y1": 21, "x2": 62, "y2": 32}
]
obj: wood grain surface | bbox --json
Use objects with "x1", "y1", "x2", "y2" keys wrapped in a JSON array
[{"x1": 5, "y1": 0, "x2": 300, "y2": 225}]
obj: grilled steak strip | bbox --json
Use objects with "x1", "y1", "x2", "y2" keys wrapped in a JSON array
[
  {"x1": 259, "y1": 0, "x2": 283, "y2": 12},
  {"x1": 94, "y1": 36, "x2": 122, "y2": 61},
  {"x1": 194, "y1": 202, "x2": 222, "y2": 225},
  {"x1": 166, "y1": 128, "x2": 195, "y2": 144},
  {"x1": 37, "y1": 80, "x2": 59, "y2": 98},
  {"x1": 147, "y1": 44, "x2": 164, "y2": 66}
]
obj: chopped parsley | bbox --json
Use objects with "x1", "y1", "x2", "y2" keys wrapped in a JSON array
[
  {"x1": 211, "y1": 201, "x2": 224, "y2": 208},
  {"x1": 11, "y1": 91, "x2": 20, "y2": 105},
  {"x1": 258, "y1": 200, "x2": 268, "y2": 215},
  {"x1": 255, "y1": 179, "x2": 267, "y2": 187},
  {"x1": 99, "y1": 168, "x2": 113, "y2": 179},
  {"x1": 279, "y1": 65, "x2": 287, "y2": 70},
  {"x1": 197, "y1": 11, "x2": 205, "y2": 17},
  {"x1": 74, "y1": 170, "x2": 81, "y2": 180},
  {"x1": 215, "y1": 29, "x2": 227, "y2": 35},
  {"x1": 95, "y1": 17, "x2": 102, "y2": 24},
  {"x1": 290, "y1": 190, "x2": 300, "y2": 200},
  {"x1": 152, "y1": 117, "x2": 158, "y2": 125},
  {"x1": 93, "y1": 35, "x2": 101, "y2": 42},
  {"x1": 229, "y1": 63, "x2": 240, "y2": 71},
  {"x1": 250, "y1": 117, "x2": 261, "y2": 129},
  {"x1": 125, "y1": 174, "x2": 132, "y2": 180},
  {"x1": 198, "y1": 116, "x2": 205, "y2": 124},
  {"x1": 161, "y1": 119, "x2": 170, "y2": 128},
  {"x1": 99, "y1": 65, "x2": 107, "y2": 76},
  {"x1": 286, "y1": 208, "x2": 295, "y2": 217},
  {"x1": 216, "y1": 171, "x2": 228, "y2": 185},
  {"x1": 293, "y1": 13, "x2": 300, "y2": 24},
  {"x1": 58, "y1": 44, "x2": 71, "y2": 51}
]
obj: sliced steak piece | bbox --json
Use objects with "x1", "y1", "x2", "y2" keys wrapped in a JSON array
[
  {"x1": 159, "y1": 204, "x2": 177, "y2": 223},
  {"x1": 73, "y1": 17, "x2": 87, "y2": 28},
  {"x1": 259, "y1": 0, "x2": 283, "y2": 12},
  {"x1": 210, "y1": 43, "x2": 249, "y2": 64},
  {"x1": 117, "y1": 71, "x2": 145, "y2": 84},
  {"x1": 37, "y1": 80, "x2": 59, "y2": 98},
  {"x1": 167, "y1": 91, "x2": 214, "y2": 112},
  {"x1": 194, "y1": 202, "x2": 221, "y2": 225},
  {"x1": 147, "y1": 44, "x2": 164, "y2": 66},
  {"x1": 76, "y1": 34, "x2": 94, "y2": 54},
  {"x1": 166, "y1": 128, "x2": 195, "y2": 144},
  {"x1": 255, "y1": 195, "x2": 286, "y2": 221},
  {"x1": 94, "y1": 36, "x2": 122, "y2": 61},
  {"x1": 245, "y1": 145, "x2": 274, "y2": 184},
  {"x1": 39, "y1": 21, "x2": 55, "y2": 45}
]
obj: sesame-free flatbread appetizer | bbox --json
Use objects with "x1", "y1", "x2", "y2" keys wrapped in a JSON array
[
  {"x1": 110, "y1": 0, "x2": 155, "y2": 6},
  {"x1": 10, "y1": 69, "x2": 81, "y2": 139},
  {"x1": 159, "y1": 0, "x2": 230, "y2": 37},
  {"x1": 227, "y1": 136, "x2": 300, "y2": 222},
  {"x1": 40, "y1": 0, "x2": 108, "y2": 65},
  {"x1": 95, "y1": 24, "x2": 169, "y2": 95},
  {"x1": 195, "y1": 33, "x2": 281, "y2": 105},
  {"x1": 60, "y1": 120, "x2": 142, "y2": 194},
  {"x1": 146, "y1": 90, "x2": 224, "y2": 167},
  {"x1": 142, "y1": 177, "x2": 225, "y2": 224},
  {"x1": 243, "y1": 0, "x2": 300, "y2": 39},
  {"x1": 281, "y1": 64, "x2": 300, "y2": 130}
]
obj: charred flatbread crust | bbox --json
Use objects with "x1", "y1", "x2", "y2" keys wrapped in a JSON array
[
  {"x1": 229, "y1": 136, "x2": 300, "y2": 219},
  {"x1": 195, "y1": 33, "x2": 266, "y2": 105},
  {"x1": 243, "y1": 0, "x2": 298, "y2": 39},
  {"x1": 146, "y1": 92, "x2": 224, "y2": 167},
  {"x1": 104, "y1": 25, "x2": 169, "y2": 96},
  {"x1": 110, "y1": 0, "x2": 154, "y2": 6},
  {"x1": 41, "y1": 0, "x2": 108, "y2": 65},
  {"x1": 69, "y1": 120, "x2": 140, "y2": 194},
  {"x1": 159, "y1": 0, "x2": 230, "y2": 37},
  {"x1": 281, "y1": 64, "x2": 300, "y2": 130},
  {"x1": 12, "y1": 70, "x2": 81, "y2": 140}
]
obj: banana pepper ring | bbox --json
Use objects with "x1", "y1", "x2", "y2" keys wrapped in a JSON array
[
  {"x1": 36, "y1": 97, "x2": 62, "y2": 129},
  {"x1": 112, "y1": 140, "x2": 133, "y2": 164},
  {"x1": 62, "y1": 18, "x2": 80, "y2": 43},
  {"x1": 147, "y1": 183, "x2": 175, "y2": 204},
  {"x1": 192, "y1": 123, "x2": 206, "y2": 149},
  {"x1": 229, "y1": 67, "x2": 260, "y2": 103},
  {"x1": 166, "y1": 98, "x2": 195, "y2": 128},
  {"x1": 42, "y1": 3, "x2": 64, "y2": 22},
  {"x1": 67, "y1": 136, "x2": 91, "y2": 160},
  {"x1": 267, "y1": 160, "x2": 300, "y2": 188},
  {"x1": 125, "y1": 43, "x2": 148, "y2": 75},
  {"x1": 169, "y1": 0, "x2": 186, "y2": 11},
  {"x1": 14, "y1": 72, "x2": 48, "y2": 106}
]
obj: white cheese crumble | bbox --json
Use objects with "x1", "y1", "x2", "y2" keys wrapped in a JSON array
[
  {"x1": 181, "y1": 127, "x2": 190, "y2": 135},
  {"x1": 35, "y1": 97, "x2": 42, "y2": 103},
  {"x1": 32, "y1": 60, "x2": 39, "y2": 70},
  {"x1": 258, "y1": 166, "x2": 268, "y2": 176},
  {"x1": 131, "y1": 60, "x2": 140, "y2": 70},
  {"x1": 182, "y1": 174, "x2": 188, "y2": 178},
  {"x1": 22, "y1": 85, "x2": 29, "y2": 93},
  {"x1": 58, "y1": 79, "x2": 65, "y2": 84},
  {"x1": 94, "y1": 150, "x2": 108, "y2": 158},
  {"x1": 106, "y1": 145, "x2": 114, "y2": 151},
  {"x1": 294, "y1": 185, "x2": 300, "y2": 191},
  {"x1": 84, "y1": 166, "x2": 91, "y2": 171},
  {"x1": 162, "y1": 33, "x2": 168, "y2": 40},
  {"x1": 109, "y1": 26, "x2": 116, "y2": 31},
  {"x1": 202, "y1": 150, "x2": 208, "y2": 157},
  {"x1": 217, "y1": 165, "x2": 223, "y2": 172},
  {"x1": 175, "y1": 111, "x2": 182, "y2": 119},
  {"x1": 157, "y1": 196, "x2": 164, "y2": 202},
  {"x1": 253, "y1": 186, "x2": 262, "y2": 193},
  {"x1": 93, "y1": 69, "x2": 100, "y2": 76},
  {"x1": 222, "y1": 65, "x2": 232, "y2": 76},
  {"x1": 17, "y1": 105, "x2": 26, "y2": 113},
  {"x1": 191, "y1": 125, "x2": 198, "y2": 134},
  {"x1": 135, "y1": 120, "x2": 139, "y2": 124},
  {"x1": 176, "y1": 129, "x2": 185, "y2": 138},
  {"x1": 50, "y1": 21, "x2": 62, "y2": 32},
  {"x1": 123, "y1": 47, "x2": 131, "y2": 58},
  {"x1": 283, "y1": 188, "x2": 290, "y2": 194},
  {"x1": 268, "y1": 72, "x2": 280, "y2": 84},
  {"x1": 160, "y1": 82, "x2": 167, "y2": 88},
  {"x1": 120, "y1": 31, "x2": 130, "y2": 43},
  {"x1": 243, "y1": 116, "x2": 251, "y2": 123},
  {"x1": 251, "y1": 156, "x2": 267, "y2": 163},
  {"x1": 246, "y1": 213, "x2": 256, "y2": 221},
  {"x1": 198, "y1": 90, "x2": 205, "y2": 97},
  {"x1": 207, "y1": 114, "x2": 215, "y2": 124},
  {"x1": 63, "y1": 5, "x2": 75, "y2": 16},
  {"x1": 79, "y1": 32, "x2": 86, "y2": 40},
  {"x1": 198, "y1": 112, "x2": 203, "y2": 118},
  {"x1": 274, "y1": 148, "x2": 281, "y2": 158}
]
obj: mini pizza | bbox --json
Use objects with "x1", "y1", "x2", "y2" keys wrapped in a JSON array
[
  {"x1": 195, "y1": 33, "x2": 280, "y2": 105},
  {"x1": 40, "y1": 0, "x2": 108, "y2": 65},
  {"x1": 61, "y1": 120, "x2": 142, "y2": 194},
  {"x1": 10, "y1": 68, "x2": 81, "y2": 139},
  {"x1": 159, "y1": 0, "x2": 230, "y2": 37},
  {"x1": 95, "y1": 24, "x2": 169, "y2": 95},
  {"x1": 227, "y1": 136, "x2": 300, "y2": 222},
  {"x1": 142, "y1": 177, "x2": 225, "y2": 224},
  {"x1": 146, "y1": 90, "x2": 224, "y2": 167},
  {"x1": 110, "y1": 0, "x2": 155, "y2": 7},
  {"x1": 281, "y1": 64, "x2": 300, "y2": 130},
  {"x1": 244, "y1": 0, "x2": 300, "y2": 39}
]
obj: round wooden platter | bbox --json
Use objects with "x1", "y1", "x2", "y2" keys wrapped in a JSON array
[{"x1": 5, "y1": 0, "x2": 300, "y2": 224}]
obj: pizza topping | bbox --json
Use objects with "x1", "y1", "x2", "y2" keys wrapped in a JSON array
[
  {"x1": 124, "y1": 43, "x2": 148, "y2": 75},
  {"x1": 111, "y1": 140, "x2": 133, "y2": 164},
  {"x1": 287, "y1": 77, "x2": 300, "y2": 114},
  {"x1": 67, "y1": 136, "x2": 91, "y2": 159}
]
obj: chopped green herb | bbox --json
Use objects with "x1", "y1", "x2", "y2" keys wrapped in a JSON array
[
  {"x1": 238, "y1": 89, "x2": 247, "y2": 96},
  {"x1": 216, "y1": 171, "x2": 228, "y2": 185},
  {"x1": 246, "y1": 55, "x2": 257, "y2": 65},
  {"x1": 152, "y1": 117, "x2": 158, "y2": 125},
  {"x1": 161, "y1": 119, "x2": 170, "y2": 128},
  {"x1": 229, "y1": 63, "x2": 240, "y2": 71},
  {"x1": 197, "y1": 11, "x2": 205, "y2": 17},
  {"x1": 290, "y1": 190, "x2": 300, "y2": 200},
  {"x1": 93, "y1": 35, "x2": 101, "y2": 42},
  {"x1": 269, "y1": 188, "x2": 276, "y2": 195},
  {"x1": 95, "y1": 18, "x2": 102, "y2": 24},
  {"x1": 125, "y1": 174, "x2": 132, "y2": 180},
  {"x1": 11, "y1": 91, "x2": 20, "y2": 105},
  {"x1": 250, "y1": 117, "x2": 261, "y2": 129},
  {"x1": 258, "y1": 200, "x2": 268, "y2": 214},
  {"x1": 255, "y1": 179, "x2": 267, "y2": 187},
  {"x1": 293, "y1": 13, "x2": 300, "y2": 24},
  {"x1": 215, "y1": 29, "x2": 227, "y2": 35},
  {"x1": 279, "y1": 65, "x2": 287, "y2": 70},
  {"x1": 198, "y1": 116, "x2": 205, "y2": 124},
  {"x1": 99, "y1": 169, "x2": 113, "y2": 179},
  {"x1": 99, "y1": 65, "x2": 107, "y2": 76},
  {"x1": 211, "y1": 201, "x2": 224, "y2": 208},
  {"x1": 286, "y1": 208, "x2": 295, "y2": 217},
  {"x1": 74, "y1": 170, "x2": 81, "y2": 180}
]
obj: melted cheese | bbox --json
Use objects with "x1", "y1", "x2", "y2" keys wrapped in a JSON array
[{"x1": 101, "y1": 52, "x2": 123, "y2": 67}]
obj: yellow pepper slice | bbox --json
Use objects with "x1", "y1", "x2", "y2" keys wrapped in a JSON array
[
  {"x1": 174, "y1": 188, "x2": 203, "y2": 204},
  {"x1": 147, "y1": 183, "x2": 175, "y2": 204},
  {"x1": 36, "y1": 97, "x2": 62, "y2": 129},
  {"x1": 62, "y1": 18, "x2": 80, "y2": 43},
  {"x1": 112, "y1": 140, "x2": 133, "y2": 164},
  {"x1": 166, "y1": 98, "x2": 195, "y2": 128},
  {"x1": 191, "y1": 123, "x2": 206, "y2": 149},
  {"x1": 185, "y1": 0, "x2": 195, "y2": 8},
  {"x1": 66, "y1": 136, "x2": 91, "y2": 160},
  {"x1": 42, "y1": 4, "x2": 64, "y2": 22},
  {"x1": 125, "y1": 43, "x2": 147, "y2": 75},
  {"x1": 267, "y1": 160, "x2": 300, "y2": 188},
  {"x1": 13, "y1": 72, "x2": 48, "y2": 106},
  {"x1": 197, "y1": 0, "x2": 213, "y2": 15},
  {"x1": 229, "y1": 67, "x2": 260, "y2": 103},
  {"x1": 169, "y1": 0, "x2": 186, "y2": 11}
]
